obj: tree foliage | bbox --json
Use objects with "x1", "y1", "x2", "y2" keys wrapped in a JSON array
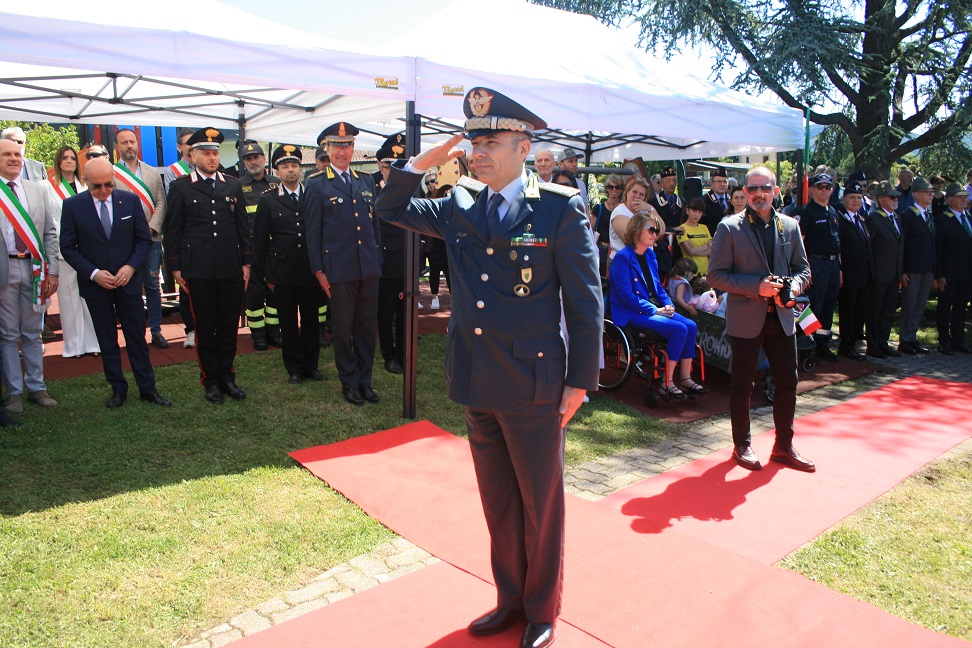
[
  {"x1": 0, "y1": 120, "x2": 80, "y2": 170},
  {"x1": 533, "y1": 0, "x2": 972, "y2": 180}
]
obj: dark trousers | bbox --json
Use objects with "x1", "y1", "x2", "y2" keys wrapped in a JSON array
[
  {"x1": 837, "y1": 283, "x2": 868, "y2": 350},
  {"x1": 936, "y1": 278, "x2": 972, "y2": 347},
  {"x1": 180, "y1": 288, "x2": 195, "y2": 333},
  {"x1": 466, "y1": 406, "x2": 565, "y2": 624},
  {"x1": 329, "y1": 279, "x2": 379, "y2": 390},
  {"x1": 428, "y1": 258, "x2": 450, "y2": 295},
  {"x1": 377, "y1": 277, "x2": 404, "y2": 363},
  {"x1": 274, "y1": 283, "x2": 322, "y2": 376},
  {"x1": 728, "y1": 313, "x2": 797, "y2": 448},
  {"x1": 85, "y1": 289, "x2": 156, "y2": 395},
  {"x1": 807, "y1": 257, "x2": 840, "y2": 339},
  {"x1": 868, "y1": 279, "x2": 899, "y2": 348},
  {"x1": 187, "y1": 277, "x2": 243, "y2": 387}
]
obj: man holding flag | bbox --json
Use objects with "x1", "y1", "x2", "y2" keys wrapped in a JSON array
[
  {"x1": 0, "y1": 139, "x2": 59, "y2": 414},
  {"x1": 114, "y1": 128, "x2": 168, "y2": 349}
]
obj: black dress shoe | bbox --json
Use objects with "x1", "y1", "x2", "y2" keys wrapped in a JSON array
[
  {"x1": 952, "y1": 342, "x2": 972, "y2": 354},
  {"x1": 140, "y1": 392, "x2": 172, "y2": 406},
  {"x1": 770, "y1": 444, "x2": 816, "y2": 472},
  {"x1": 384, "y1": 358, "x2": 404, "y2": 374},
  {"x1": 220, "y1": 382, "x2": 247, "y2": 400},
  {"x1": 939, "y1": 344, "x2": 954, "y2": 355},
  {"x1": 866, "y1": 347, "x2": 887, "y2": 359},
  {"x1": 467, "y1": 607, "x2": 525, "y2": 636},
  {"x1": 816, "y1": 346, "x2": 838, "y2": 362},
  {"x1": 107, "y1": 391, "x2": 127, "y2": 408},
  {"x1": 342, "y1": 386, "x2": 364, "y2": 405},
  {"x1": 288, "y1": 373, "x2": 303, "y2": 385},
  {"x1": 732, "y1": 445, "x2": 762, "y2": 471},
  {"x1": 359, "y1": 385, "x2": 380, "y2": 403},
  {"x1": 898, "y1": 341, "x2": 917, "y2": 355},
  {"x1": 304, "y1": 369, "x2": 326, "y2": 381},
  {"x1": 838, "y1": 347, "x2": 865, "y2": 362},
  {"x1": 521, "y1": 621, "x2": 555, "y2": 648},
  {"x1": 205, "y1": 384, "x2": 225, "y2": 403},
  {"x1": 151, "y1": 331, "x2": 170, "y2": 349},
  {"x1": 914, "y1": 343, "x2": 930, "y2": 354},
  {"x1": 882, "y1": 345, "x2": 902, "y2": 357},
  {"x1": 0, "y1": 408, "x2": 22, "y2": 426}
]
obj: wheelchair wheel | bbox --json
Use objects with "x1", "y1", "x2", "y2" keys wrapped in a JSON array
[
  {"x1": 801, "y1": 357, "x2": 817, "y2": 372},
  {"x1": 599, "y1": 319, "x2": 632, "y2": 391}
]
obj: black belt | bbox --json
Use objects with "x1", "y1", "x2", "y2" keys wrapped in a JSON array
[
  {"x1": 9, "y1": 253, "x2": 30, "y2": 259},
  {"x1": 809, "y1": 254, "x2": 838, "y2": 261}
]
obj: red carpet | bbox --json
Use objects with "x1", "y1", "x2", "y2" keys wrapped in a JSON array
[
  {"x1": 602, "y1": 375, "x2": 972, "y2": 563},
  {"x1": 285, "y1": 399, "x2": 969, "y2": 647}
]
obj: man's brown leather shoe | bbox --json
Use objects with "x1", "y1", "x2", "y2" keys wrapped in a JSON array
[
  {"x1": 732, "y1": 445, "x2": 762, "y2": 471},
  {"x1": 770, "y1": 444, "x2": 816, "y2": 472},
  {"x1": 468, "y1": 607, "x2": 525, "y2": 636}
]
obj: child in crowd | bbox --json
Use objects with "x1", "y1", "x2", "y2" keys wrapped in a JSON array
[
  {"x1": 690, "y1": 275, "x2": 722, "y2": 314},
  {"x1": 677, "y1": 197, "x2": 713, "y2": 274},
  {"x1": 668, "y1": 258, "x2": 699, "y2": 316}
]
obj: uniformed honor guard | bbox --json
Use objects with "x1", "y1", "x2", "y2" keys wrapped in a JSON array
[
  {"x1": 375, "y1": 87, "x2": 603, "y2": 648},
  {"x1": 649, "y1": 165, "x2": 684, "y2": 275},
  {"x1": 237, "y1": 140, "x2": 283, "y2": 351},
  {"x1": 374, "y1": 133, "x2": 408, "y2": 374},
  {"x1": 305, "y1": 122, "x2": 382, "y2": 406},
  {"x1": 164, "y1": 127, "x2": 253, "y2": 404},
  {"x1": 253, "y1": 145, "x2": 324, "y2": 384}
]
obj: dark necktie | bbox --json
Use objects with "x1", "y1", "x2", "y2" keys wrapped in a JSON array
[
  {"x1": 341, "y1": 171, "x2": 351, "y2": 187},
  {"x1": 206, "y1": 177, "x2": 215, "y2": 192},
  {"x1": 719, "y1": 195, "x2": 727, "y2": 211},
  {"x1": 100, "y1": 200, "x2": 112, "y2": 238},
  {"x1": 855, "y1": 214, "x2": 867, "y2": 240},
  {"x1": 291, "y1": 191, "x2": 299, "y2": 205},
  {"x1": 8, "y1": 181, "x2": 28, "y2": 253},
  {"x1": 961, "y1": 213, "x2": 972, "y2": 237},
  {"x1": 486, "y1": 193, "x2": 504, "y2": 239}
]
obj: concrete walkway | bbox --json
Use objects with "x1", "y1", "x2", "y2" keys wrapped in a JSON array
[{"x1": 181, "y1": 347, "x2": 972, "y2": 648}]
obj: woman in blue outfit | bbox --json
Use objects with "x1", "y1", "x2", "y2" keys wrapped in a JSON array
[{"x1": 609, "y1": 209, "x2": 708, "y2": 399}]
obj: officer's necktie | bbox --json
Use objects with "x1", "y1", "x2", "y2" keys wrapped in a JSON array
[
  {"x1": 962, "y1": 213, "x2": 972, "y2": 237},
  {"x1": 341, "y1": 172, "x2": 351, "y2": 187},
  {"x1": 8, "y1": 181, "x2": 28, "y2": 253},
  {"x1": 485, "y1": 192, "x2": 504, "y2": 239},
  {"x1": 719, "y1": 195, "x2": 727, "y2": 211},
  {"x1": 291, "y1": 191, "x2": 299, "y2": 205},
  {"x1": 855, "y1": 214, "x2": 867, "y2": 240},
  {"x1": 100, "y1": 200, "x2": 112, "y2": 239},
  {"x1": 206, "y1": 177, "x2": 215, "y2": 192}
]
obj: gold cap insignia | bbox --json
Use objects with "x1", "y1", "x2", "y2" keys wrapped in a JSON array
[
  {"x1": 283, "y1": 145, "x2": 296, "y2": 154},
  {"x1": 205, "y1": 128, "x2": 220, "y2": 141},
  {"x1": 246, "y1": 144, "x2": 254, "y2": 151},
  {"x1": 338, "y1": 123, "x2": 347, "y2": 137},
  {"x1": 468, "y1": 89, "x2": 493, "y2": 117}
]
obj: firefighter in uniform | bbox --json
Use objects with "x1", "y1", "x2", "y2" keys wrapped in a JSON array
[
  {"x1": 305, "y1": 122, "x2": 382, "y2": 406},
  {"x1": 164, "y1": 127, "x2": 253, "y2": 404},
  {"x1": 237, "y1": 140, "x2": 282, "y2": 350}
]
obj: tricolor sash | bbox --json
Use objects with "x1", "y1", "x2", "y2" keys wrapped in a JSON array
[
  {"x1": 114, "y1": 162, "x2": 155, "y2": 217},
  {"x1": 0, "y1": 181, "x2": 48, "y2": 311},
  {"x1": 168, "y1": 159, "x2": 190, "y2": 179},
  {"x1": 48, "y1": 176, "x2": 76, "y2": 203}
]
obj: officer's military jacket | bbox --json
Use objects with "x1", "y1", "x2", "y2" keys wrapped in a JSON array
[{"x1": 253, "y1": 184, "x2": 316, "y2": 287}]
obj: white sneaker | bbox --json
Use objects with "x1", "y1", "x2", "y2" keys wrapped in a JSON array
[
  {"x1": 184, "y1": 331, "x2": 196, "y2": 348},
  {"x1": 431, "y1": 296, "x2": 440, "y2": 310},
  {"x1": 417, "y1": 301, "x2": 424, "y2": 310}
]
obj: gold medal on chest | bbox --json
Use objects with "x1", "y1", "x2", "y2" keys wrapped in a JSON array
[{"x1": 514, "y1": 284, "x2": 531, "y2": 297}]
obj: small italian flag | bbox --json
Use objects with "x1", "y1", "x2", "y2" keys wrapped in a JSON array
[{"x1": 797, "y1": 307, "x2": 822, "y2": 336}]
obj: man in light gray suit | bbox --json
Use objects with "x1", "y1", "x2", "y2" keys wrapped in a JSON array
[
  {"x1": 1, "y1": 127, "x2": 47, "y2": 182},
  {"x1": 0, "y1": 139, "x2": 59, "y2": 414},
  {"x1": 709, "y1": 166, "x2": 814, "y2": 472}
]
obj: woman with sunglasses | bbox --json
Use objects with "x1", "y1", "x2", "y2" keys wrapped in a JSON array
[
  {"x1": 591, "y1": 173, "x2": 624, "y2": 248},
  {"x1": 48, "y1": 146, "x2": 101, "y2": 358},
  {"x1": 609, "y1": 210, "x2": 707, "y2": 400}
]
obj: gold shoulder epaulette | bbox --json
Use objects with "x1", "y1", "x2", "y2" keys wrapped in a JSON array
[
  {"x1": 306, "y1": 170, "x2": 323, "y2": 179},
  {"x1": 540, "y1": 182, "x2": 581, "y2": 198},
  {"x1": 260, "y1": 186, "x2": 276, "y2": 195},
  {"x1": 457, "y1": 175, "x2": 486, "y2": 195}
]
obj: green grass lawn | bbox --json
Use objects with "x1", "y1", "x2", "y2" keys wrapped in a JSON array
[{"x1": 0, "y1": 334, "x2": 673, "y2": 648}]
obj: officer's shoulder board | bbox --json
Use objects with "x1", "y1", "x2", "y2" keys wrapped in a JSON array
[
  {"x1": 260, "y1": 186, "x2": 276, "y2": 195},
  {"x1": 456, "y1": 175, "x2": 486, "y2": 196},
  {"x1": 539, "y1": 182, "x2": 581, "y2": 198},
  {"x1": 306, "y1": 170, "x2": 324, "y2": 180}
]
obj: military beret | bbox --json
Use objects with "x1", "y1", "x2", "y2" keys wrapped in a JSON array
[
  {"x1": 842, "y1": 179, "x2": 864, "y2": 195},
  {"x1": 376, "y1": 132, "x2": 406, "y2": 162},
  {"x1": 875, "y1": 180, "x2": 902, "y2": 197},
  {"x1": 238, "y1": 140, "x2": 265, "y2": 158},
  {"x1": 317, "y1": 122, "x2": 359, "y2": 147},
  {"x1": 188, "y1": 127, "x2": 224, "y2": 150},
  {"x1": 271, "y1": 144, "x2": 302, "y2": 168},
  {"x1": 660, "y1": 166, "x2": 677, "y2": 179},
  {"x1": 463, "y1": 87, "x2": 546, "y2": 139},
  {"x1": 810, "y1": 173, "x2": 834, "y2": 187}
]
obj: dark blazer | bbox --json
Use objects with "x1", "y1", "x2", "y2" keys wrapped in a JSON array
[
  {"x1": 305, "y1": 166, "x2": 382, "y2": 283},
  {"x1": 934, "y1": 209, "x2": 972, "y2": 282},
  {"x1": 708, "y1": 209, "x2": 810, "y2": 338},
  {"x1": 163, "y1": 171, "x2": 253, "y2": 279},
  {"x1": 376, "y1": 167, "x2": 602, "y2": 415},
  {"x1": 836, "y1": 206, "x2": 870, "y2": 289},
  {"x1": 253, "y1": 185, "x2": 316, "y2": 288},
  {"x1": 898, "y1": 204, "x2": 936, "y2": 275},
  {"x1": 702, "y1": 190, "x2": 728, "y2": 235},
  {"x1": 609, "y1": 245, "x2": 671, "y2": 327},
  {"x1": 866, "y1": 207, "x2": 904, "y2": 283},
  {"x1": 59, "y1": 190, "x2": 151, "y2": 300}
]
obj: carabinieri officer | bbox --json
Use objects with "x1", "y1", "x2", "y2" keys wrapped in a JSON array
[{"x1": 375, "y1": 87, "x2": 602, "y2": 648}]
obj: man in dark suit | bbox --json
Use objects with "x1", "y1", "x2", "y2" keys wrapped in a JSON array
[
  {"x1": 253, "y1": 145, "x2": 324, "y2": 384},
  {"x1": 164, "y1": 127, "x2": 253, "y2": 404},
  {"x1": 374, "y1": 133, "x2": 407, "y2": 375},
  {"x1": 702, "y1": 166, "x2": 730, "y2": 235},
  {"x1": 934, "y1": 183, "x2": 972, "y2": 354},
  {"x1": 305, "y1": 122, "x2": 382, "y2": 406},
  {"x1": 865, "y1": 181, "x2": 905, "y2": 358},
  {"x1": 897, "y1": 176, "x2": 936, "y2": 354},
  {"x1": 835, "y1": 180, "x2": 870, "y2": 361},
  {"x1": 59, "y1": 158, "x2": 171, "y2": 408},
  {"x1": 376, "y1": 87, "x2": 602, "y2": 648},
  {"x1": 708, "y1": 166, "x2": 814, "y2": 473}
]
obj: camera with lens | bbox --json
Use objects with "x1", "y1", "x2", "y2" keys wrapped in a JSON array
[{"x1": 772, "y1": 275, "x2": 796, "y2": 308}]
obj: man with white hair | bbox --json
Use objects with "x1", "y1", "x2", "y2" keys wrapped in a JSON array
[
  {"x1": 533, "y1": 149, "x2": 555, "y2": 183},
  {"x1": 1, "y1": 127, "x2": 47, "y2": 181}
]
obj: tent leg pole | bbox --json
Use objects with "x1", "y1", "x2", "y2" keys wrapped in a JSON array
[{"x1": 402, "y1": 101, "x2": 421, "y2": 419}]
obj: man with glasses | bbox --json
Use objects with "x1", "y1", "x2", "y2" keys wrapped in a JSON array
[
  {"x1": 934, "y1": 183, "x2": 972, "y2": 354},
  {"x1": 897, "y1": 177, "x2": 936, "y2": 355},
  {"x1": 163, "y1": 128, "x2": 194, "y2": 192},
  {"x1": 703, "y1": 166, "x2": 731, "y2": 234},
  {"x1": 796, "y1": 173, "x2": 841, "y2": 362},
  {"x1": 0, "y1": 127, "x2": 47, "y2": 181},
  {"x1": 709, "y1": 166, "x2": 814, "y2": 473},
  {"x1": 865, "y1": 181, "x2": 905, "y2": 358}
]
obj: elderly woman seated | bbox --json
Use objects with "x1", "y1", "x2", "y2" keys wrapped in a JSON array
[{"x1": 609, "y1": 209, "x2": 708, "y2": 399}]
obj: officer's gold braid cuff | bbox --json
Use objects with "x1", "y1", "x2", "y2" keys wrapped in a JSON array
[{"x1": 464, "y1": 117, "x2": 535, "y2": 134}]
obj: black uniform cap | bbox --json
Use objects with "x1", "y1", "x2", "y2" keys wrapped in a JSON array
[
  {"x1": 238, "y1": 140, "x2": 265, "y2": 158},
  {"x1": 188, "y1": 127, "x2": 224, "y2": 150},
  {"x1": 660, "y1": 166, "x2": 677, "y2": 179},
  {"x1": 317, "y1": 122, "x2": 359, "y2": 147},
  {"x1": 463, "y1": 87, "x2": 546, "y2": 139},
  {"x1": 376, "y1": 132, "x2": 406, "y2": 162},
  {"x1": 271, "y1": 144, "x2": 303, "y2": 168},
  {"x1": 842, "y1": 179, "x2": 864, "y2": 195},
  {"x1": 712, "y1": 166, "x2": 729, "y2": 178}
]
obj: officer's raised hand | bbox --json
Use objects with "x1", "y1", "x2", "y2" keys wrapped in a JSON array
[{"x1": 409, "y1": 133, "x2": 465, "y2": 173}]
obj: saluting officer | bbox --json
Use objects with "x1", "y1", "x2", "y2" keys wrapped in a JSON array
[
  {"x1": 237, "y1": 140, "x2": 282, "y2": 351},
  {"x1": 164, "y1": 127, "x2": 252, "y2": 404},
  {"x1": 305, "y1": 122, "x2": 382, "y2": 406},
  {"x1": 253, "y1": 145, "x2": 325, "y2": 385},
  {"x1": 376, "y1": 87, "x2": 602, "y2": 648}
]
